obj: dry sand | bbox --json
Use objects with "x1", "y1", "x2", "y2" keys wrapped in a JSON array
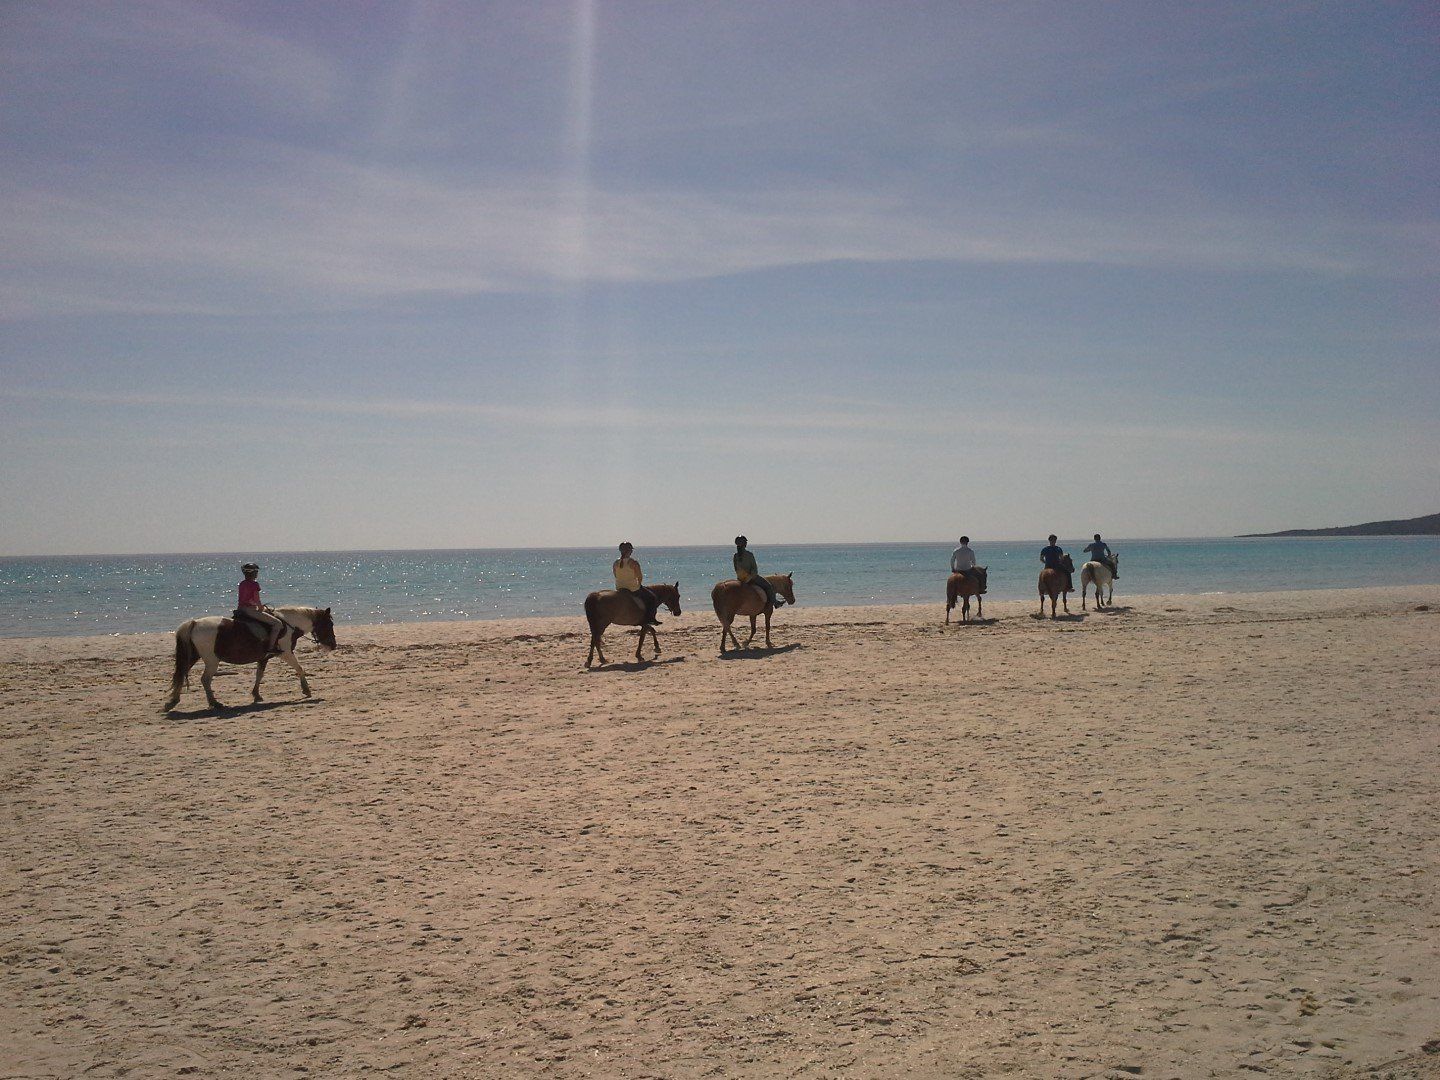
[{"x1": 3, "y1": 586, "x2": 1439, "y2": 1078}]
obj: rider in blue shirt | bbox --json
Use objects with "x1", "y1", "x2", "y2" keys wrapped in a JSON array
[
  {"x1": 1083, "y1": 534, "x2": 1117, "y2": 578},
  {"x1": 1040, "y1": 535, "x2": 1071, "y2": 592}
]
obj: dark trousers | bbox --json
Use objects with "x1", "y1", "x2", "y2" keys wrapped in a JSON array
[
  {"x1": 624, "y1": 586, "x2": 659, "y2": 622},
  {"x1": 747, "y1": 575, "x2": 778, "y2": 607}
]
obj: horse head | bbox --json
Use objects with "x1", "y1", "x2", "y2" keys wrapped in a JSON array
[
  {"x1": 659, "y1": 581, "x2": 682, "y2": 617},
  {"x1": 776, "y1": 573, "x2": 796, "y2": 606},
  {"x1": 310, "y1": 607, "x2": 338, "y2": 651}
]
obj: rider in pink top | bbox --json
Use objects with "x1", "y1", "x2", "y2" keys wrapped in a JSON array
[{"x1": 238, "y1": 563, "x2": 284, "y2": 653}]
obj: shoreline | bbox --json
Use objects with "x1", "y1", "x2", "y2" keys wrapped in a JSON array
[{"x1": 5, "y1": 583, "x2": 1437, "y2": 663}]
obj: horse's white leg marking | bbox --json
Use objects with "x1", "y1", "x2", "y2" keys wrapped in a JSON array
[
  {"x1": 252, "y1": 658, "x2": 269, "y2": 702},
  {"x1": 280, "y1": 649, "x2": 312, "y2": 698}
]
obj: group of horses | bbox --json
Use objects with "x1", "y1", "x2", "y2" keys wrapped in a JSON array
[
  {"x1": 163, "y1": 554, "x2": 1118, "y2": 709},
  {"x1": 583, "y1": 574, "x2": 798, "y2": 668}
]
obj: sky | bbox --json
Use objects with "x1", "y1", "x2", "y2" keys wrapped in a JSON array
[{"x1": 1, "y1": 1, "x2": 1436, "y2": 555}]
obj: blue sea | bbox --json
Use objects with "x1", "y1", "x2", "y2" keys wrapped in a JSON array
[{"x1": 2, "y1": 536, "x2": 1438, "y2": 638}]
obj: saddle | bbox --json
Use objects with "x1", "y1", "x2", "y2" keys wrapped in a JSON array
[{"x1": 232, "y1": 608, "x2": 288, "y2": 648}]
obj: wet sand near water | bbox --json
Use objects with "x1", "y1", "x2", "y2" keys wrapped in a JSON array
[{"x1": 3, "y1": 586, "x2": 1439, "y2": 1077}]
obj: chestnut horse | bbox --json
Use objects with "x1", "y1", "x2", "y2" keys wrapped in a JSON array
[
  {"x1": 1038, "y1": 555, "x2": 1074, "y2": 618},
  {"x1": 1081, "y1": 552, "x2": 1119, "y2": 610},
  {"x1": 583, "y1": 582, "x2": 682, "y2": 668},
  {"x1": 164, "y1": 606, "x2": 337, "y2": 711},
  {"x1": 945, "y1": 567, "x2": 988, "y2": 624},
  {"x1": 711, "y1": 573, "x2": 796, "y2": 653}
]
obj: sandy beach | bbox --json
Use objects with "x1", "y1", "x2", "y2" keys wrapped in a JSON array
[{"x1": 3, "y1": 585, "x2": 1439, "y2": 1078}]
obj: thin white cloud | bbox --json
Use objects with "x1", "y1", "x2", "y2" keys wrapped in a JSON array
[
  {"x1": 4, "y1": 1, "x2": 346, "y2": 121},
  {"x1": 0, "y1": 386, "x2": 1345, "y2": 451},
  {"x1": 2, "y1": 144, "x2": 1422, "y2": 319}
]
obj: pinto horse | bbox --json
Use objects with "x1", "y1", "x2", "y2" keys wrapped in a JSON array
[
  {"x1": 945, "y1": 567, "x2": 988, "y2": 624},
  {"x1": 1038, "y1": 555, "x2": 1074, "y2": 618},
  {"x1": 583, "y1": 582, "x2": 681, "y2": 668},
  {"x1": 164, "y1": 606, "x2": 336, "y2": 711},
  {"x1": 711, "y1": 574, "x2": 796, "y2": 653},
  {"x1": 1081, "y1": 552, "x2": 1119, "y2": 610}
]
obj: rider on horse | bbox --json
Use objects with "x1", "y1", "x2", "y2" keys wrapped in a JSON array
[
  {"x1": 613, "y1": 542, "x2": 661, "y2": 626},
  {"x1": 1040, "y1": 535, "x2": 1072, "y2": 593},
  {"x1": 1083, "y1": 534, "x2": 1119, "y2": 579},
  {"x1": 950, "y1": 536, "x2": 985, "y2": 591},
  {"x1": 733, "y1": 536, "x2": 782, "y2": 609},
  {"x1": 237, "y1": 562, "x2": 285, "y2": 654}
]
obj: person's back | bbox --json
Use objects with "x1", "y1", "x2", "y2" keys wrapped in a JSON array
[
  {"x1": 1083, "y1": 534, "x2": 1117, "y2": 578},
  {"x1": 1040, "y1": 543, "x2": 1064, "y2": 570},
  {"x1": 951, "y1": 541, "x2": 976, "y2": 574}
]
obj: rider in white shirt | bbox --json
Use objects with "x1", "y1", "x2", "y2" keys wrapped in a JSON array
[
  {"x1": 950, "y1": 538, "x2": 975, "y2": 573},
  {"x1": 951, "y1": 537, "x2": 977, "y2": 574}
]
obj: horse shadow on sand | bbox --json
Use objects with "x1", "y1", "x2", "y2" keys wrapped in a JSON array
[
  {"x1": 166, "y1": 698, "x2": 323, "y2": 719},
  {"x1": 583, "y1": 656, "x2": 688, "y2": 674},
  {"x1": 718, "y1": 642, "x2": 804, "y2": 661},
  {"x1": 948, "y1": 617, "x2": 998, "y2": 627},
  {"x1": 1091, "y1": 605, "x2": 1133, "y2": 616},
  {"x1": 1032, "y1": 612, "x2": 1086, "y2": 623}
]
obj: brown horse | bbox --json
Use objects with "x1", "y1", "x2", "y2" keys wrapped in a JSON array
[
  {"x1": 583, "y1": 582, "x2": 681, "y2": 668},
  {"x1": 711, "y1": 573, "x2": 796, "y2": 653},
  {"x1": 945, "y1": 567, "x2": 988, "y2": 624},
  {"x1": 165, "y1": 606, "x2": 337, "y2": 711},
  {"x1": 1038, "y1": 555, "x2": 1074, "y2": 618}
]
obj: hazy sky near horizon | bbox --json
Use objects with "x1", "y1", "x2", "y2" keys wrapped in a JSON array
[{"x1": 2, "y1": 1, "x2": 1436, "y2": 554}]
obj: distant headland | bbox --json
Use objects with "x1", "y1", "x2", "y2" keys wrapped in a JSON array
[{"x1": 1238, "y1": 512, "x2": 1440, "y2": 538}]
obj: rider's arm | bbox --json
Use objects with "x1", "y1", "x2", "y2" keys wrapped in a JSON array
[{"x1": 632, "y1": 559, "x2": 643, "y2": 585}]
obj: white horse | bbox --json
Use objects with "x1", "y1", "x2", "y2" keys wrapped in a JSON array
[
  {"x1": 164, "y1": 606, "x2": 336, "y2": 711},
  {"x1": 1081, "y1": 553, "x2": 1119, "y2": 610}
]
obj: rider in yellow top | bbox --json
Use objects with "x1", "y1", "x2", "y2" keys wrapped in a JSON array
[
  {"x1": 733, "y1": 535, "x2": 782, "y2": 609},
  {"x1": 613, "y1": 542, "x2": 660, "y2": 625}
]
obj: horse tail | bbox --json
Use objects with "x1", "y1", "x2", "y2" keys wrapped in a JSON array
[
  {"x1": 583, "y1": 592, "x2": 602, "y2": 639},
  {"x1": 167, "y1": 620, "x2": 198, "y2": 704},
  {"x1": 711, "y1": 582, "x2": 727, "y2": 618}
]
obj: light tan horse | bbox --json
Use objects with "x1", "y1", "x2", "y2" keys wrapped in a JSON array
[
  {"x1": 164, "y1": 606, "x2": 337, "y2": 711},
  {"x1": 711, "y1": 573, "x2": 796, "y2": 653},
  {"x1": 1038, "y1": 554, "x2": 1074, "y2": 618},
  {"x1": 1081, "y1": 552, "x2": 1119, "y2": 610},
  {"x1": 583, "y1": 582, "x2": 681, "y2": 668},
  {"x1": 945, "y1": 567, "x2": 988, "y2": 623}
]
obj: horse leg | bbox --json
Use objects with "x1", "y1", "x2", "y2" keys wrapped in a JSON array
[
  {"x1": 719, "y1": 617, "x2": 732, "y2": 654},
  {"x1": 649, "y1": 626, "x2": 662, "y2": 660},
  {"x1": 280, "y1": 648, "x2": 312, "y2": 698},
  {"x1": 763, "y1": 609, "x2": 773, "y2": 649},
  {"x1": 745, "y1": 614, "x2": 757, "y2": 648},
  {"x1": 976, "y1": 595, "x2": 983, "y2": 621},
  {"x1": 201, "y1": 656, "x2": 222, "y2": 710},
  {"x1": 252, "y1": 657, "x2": 269, "y2": 702},
  {"x1": 963, "y1": 596, "x2": 971, "y2": 623},
  {"x1": 633, "y1": 626, "x2": 647, "y2": 663}
]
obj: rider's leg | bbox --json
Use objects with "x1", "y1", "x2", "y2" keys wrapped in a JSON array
[
  {"x1": 756, "y1": 576, "x2": 780, "y2": 608},
  {"x1": 249, "y1": 608, "x2": 285, "y2": 653},
  {"x1": 637, "y1": 585, "x2": 661, "y2": 625}
]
